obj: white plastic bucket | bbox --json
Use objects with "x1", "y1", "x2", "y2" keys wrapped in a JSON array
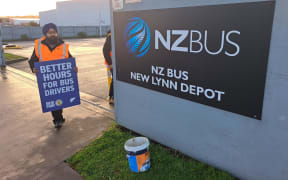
[{"x1": 124, "y1": 137, "x2": 150, "y2": 173}]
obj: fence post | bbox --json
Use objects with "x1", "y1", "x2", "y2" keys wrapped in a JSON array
[
  {"x1": 73, "y1": 26, "x2": 76, "y2": 37},
  {"x1": 29, "y1": 27, "x2": 32, "y2": 40}
]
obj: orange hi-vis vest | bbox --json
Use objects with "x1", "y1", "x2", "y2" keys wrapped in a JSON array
[
  {"x1": 35, "y1": 37, "x2": 69, "y2": 62},
  {"x1": 104, "y1": 51, "x2": 113, "y2": 65}
]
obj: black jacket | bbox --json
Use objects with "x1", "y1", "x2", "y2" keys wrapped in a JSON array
[
  {"x1": 103, "y1": 34, "x2": 112, "y2": 65},
  {"x1": 28, "y1": 38, "x2": 73, "y2": 71}
]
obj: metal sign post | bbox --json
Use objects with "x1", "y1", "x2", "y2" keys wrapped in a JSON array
[{"x1": 0, "y1": 23, "x2": 6, "y2": 67}]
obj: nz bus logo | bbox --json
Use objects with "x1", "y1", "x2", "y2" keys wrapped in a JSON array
[{"x1": 124, "y1": 17, "x2": 151, "y2": 58}]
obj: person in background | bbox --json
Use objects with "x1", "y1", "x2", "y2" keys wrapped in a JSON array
[
  {"x1": 103, "y1": 30, "x2": 114, "y2": 104},
  {"x1": 28, "y1": 23, "x2": 78, "y2": 129}
]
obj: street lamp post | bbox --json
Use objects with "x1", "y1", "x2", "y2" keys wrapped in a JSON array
[{"x1": 98, "y1": 13, "x2": 105, "y2": 37}]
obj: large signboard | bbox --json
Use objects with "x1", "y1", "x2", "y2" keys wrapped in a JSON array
[
  {"x1": 35, "y1": 58, "x2": 81, "y2": 113},
  {"x1": 114, "y1": 1, "x2": 275, "y2": 120}
]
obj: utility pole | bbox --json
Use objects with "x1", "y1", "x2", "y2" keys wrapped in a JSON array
[
  {"x1": 98, "y1": 13, "x2": 105, "y2": 37},
  {"x1": 0, "y1": 23, "x2": 6, "y2": 67}
]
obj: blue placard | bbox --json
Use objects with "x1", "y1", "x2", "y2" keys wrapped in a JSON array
[{"x1": 34, "y1": 58, "x2": 81, "y2": 113}]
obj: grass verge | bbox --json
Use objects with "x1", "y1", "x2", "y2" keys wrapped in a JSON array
[
  {"x1": 67, "y1": 125, "x2": 234, "y2": 180},
  {"x1": 4, "y1": 53, "x2": 27, "y2": 62}
]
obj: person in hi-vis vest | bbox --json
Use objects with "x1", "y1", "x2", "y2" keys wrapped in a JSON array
[
  {"x1": 28, "y1": 23, "x2": 78, "y2": 129},
  {"x1": 103, "y1": 30, "x2": 114, "y2": 104}
]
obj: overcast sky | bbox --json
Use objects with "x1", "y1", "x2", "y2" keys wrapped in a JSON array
[{"x1": 0, "y1": 0, "x2": 68, "y2": 16}]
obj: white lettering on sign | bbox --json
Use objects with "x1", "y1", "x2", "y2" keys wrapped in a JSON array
[
  {"x1": 180, "y1": 83, "x2": 225, "y2": 102},
  {"x1": 166, "y1": 68, "x2": 189, "y2": 81},
  {"x1": 155, "y1": 30, "x2": 240, "y2": 57},
  {"x1": 131, "y1": 72, "x2": 150, "y2": 83},
  {"x1": 46, "y1": 101, "x2": 55, "y2": 108},
  {"x1": 44, "y1": 86, "x2": 75, "y2": 96},
  {"x1": 43, "y1": 70, "x2": 72, "y2": 82},
  {"x1": 152, "y1": 77, "x2": 178, "y2": 91},
  {"x1": 129, "y1": 65, "x2": 226, "y2": 102},
  {"x1": 151, "y1": 65, "x2": 165, "y2": 76},
  {"x1": 40, "y1": 62, "x2": 72, "y2": 74}
]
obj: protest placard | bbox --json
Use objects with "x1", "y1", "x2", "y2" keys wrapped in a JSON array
[{"x1": 35, "y1": 58, "x2": 80, "y2": 113}]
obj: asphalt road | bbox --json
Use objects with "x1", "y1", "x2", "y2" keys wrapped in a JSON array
[{"x1": 5, "y1": 38, "x2": 109, "y2": 99}]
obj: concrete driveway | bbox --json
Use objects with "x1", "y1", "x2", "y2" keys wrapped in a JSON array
[{"x1": 5, "y1": 38, "x2": 109, "y2": 99}]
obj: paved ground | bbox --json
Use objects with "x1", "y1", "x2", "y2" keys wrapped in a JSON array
[
  {"x1": 4, "y1": 38, "x2": 109, "y2": 99},
  {"x1": 0, "y1": 67, "x2": 114, "y2": 180}
]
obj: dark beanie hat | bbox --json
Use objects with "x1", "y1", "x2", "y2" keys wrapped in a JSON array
[{"x1": 42, "y1": 23, "x2": 58, "y2": 35}]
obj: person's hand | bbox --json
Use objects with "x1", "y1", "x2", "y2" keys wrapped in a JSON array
[
  {"x1": 74, "y1": 66, "x2": 78, "y2": 73},
  {"x1": 33, "y1": 68, "x2": 39, "y2": 74}
]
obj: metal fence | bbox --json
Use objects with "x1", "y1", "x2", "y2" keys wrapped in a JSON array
[{"x1": 2, "y1": 26, "x2": 110, "y2": 41}]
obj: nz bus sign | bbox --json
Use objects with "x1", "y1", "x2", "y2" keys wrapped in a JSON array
[{"x1": 114, "y1": 1, "x2": 275, "y2": 120}]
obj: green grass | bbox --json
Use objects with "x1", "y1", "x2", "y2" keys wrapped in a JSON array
[
  {"x1": 4, "y1": 53, "x2": 26, "y2": 62},
  {"x1": 67, "y1": 125, "x2": 234, "y2": 180}
]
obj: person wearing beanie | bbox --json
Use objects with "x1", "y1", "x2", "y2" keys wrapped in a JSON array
[{"x1": 28, "y1": 23, "x2": 78, "y2": 129}]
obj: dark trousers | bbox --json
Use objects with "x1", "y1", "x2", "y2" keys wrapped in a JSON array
[
  {"x1": 109, "y1": 70, "x2": 114, "y2": 98},
  {"x1": 51, "y1": 109, "x2": 63, "y2": 121}
]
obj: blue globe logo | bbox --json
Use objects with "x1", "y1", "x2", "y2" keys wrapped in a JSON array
[{"x1": 124, "y1": 17, "x2": 151, "y2": 58}]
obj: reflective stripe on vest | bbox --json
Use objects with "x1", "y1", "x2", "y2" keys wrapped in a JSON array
[
  {"x1": 62, "y1": 43, "x2": 66, "y2": 59},
  {"x1": 38, "y1": 38, "x2": 43, "y2": 62},
  {"x1": 37, "y1": 39, "x2": 67, "y2": 62}
]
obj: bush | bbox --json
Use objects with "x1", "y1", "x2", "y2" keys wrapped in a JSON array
[
  {"x1": 20, "y1": 34, "x2": 29, "y2": 41},
  {"x1": 77, "y1": 32, "x2": 88, "y2": 38},
  {"x1": 28, "y1": 21, "x2": 40, "y2": 27}
]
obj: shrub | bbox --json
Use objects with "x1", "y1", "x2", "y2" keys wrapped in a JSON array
[
  {"x1": 28, "y1": 21, "x2": 40, "y2": 27},
  {"x1": 20, "y1": 34, "x2": 29, "y2": 41},
  {"x1": 77, "y1": 32, "x2": 88, "y2": 38}
]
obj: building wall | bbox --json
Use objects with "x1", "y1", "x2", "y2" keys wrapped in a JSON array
[
  {"x1": 112, "y1": 0, "x2": 288, "y2": 179},
  {"x1": 39, "y1": 0, "x2": 110, "y2": 27},
  {"x1": 39, "y1": 10, "x2": 57, "y2": 26}
]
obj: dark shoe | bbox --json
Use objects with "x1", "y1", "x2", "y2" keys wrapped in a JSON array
[
  {"x1": 53, "y1": 119, "x2": 61, "y2": 129},
  {"x1": 59, "y1": 118, "x2": 66, "y2": 126},
  {"x1": 109, "y1": 97, "x2": 114, "y2": 104}
]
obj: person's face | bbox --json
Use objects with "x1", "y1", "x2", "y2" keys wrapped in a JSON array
[{"x1": 46, "y1": 28, "x2": 58, "y2": 39}]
